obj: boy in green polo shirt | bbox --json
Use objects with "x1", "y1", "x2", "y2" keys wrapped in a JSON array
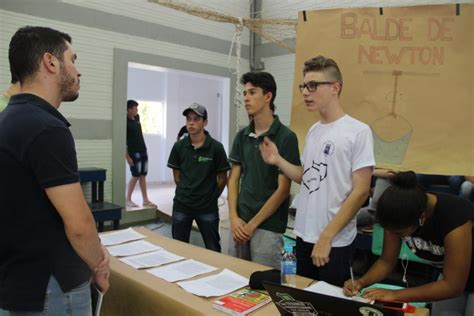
[
  {"x1": 227, "y1": 72, "x2": 300, "y2": 269},
  {"x1": 167, "y1": 103, "x2": 230, "y2": 252}
]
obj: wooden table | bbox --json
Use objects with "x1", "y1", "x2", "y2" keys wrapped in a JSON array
[{"x1": 102, "y1": 228, "x2": 429, "y2": 316}]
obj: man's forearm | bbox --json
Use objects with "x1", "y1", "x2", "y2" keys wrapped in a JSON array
[
  {"x1": 358, "y1": 257, "x2": 396, "y2": 288},
  {"x1": 46, "y1": 183, "x2": 105, "y2": 271},
  {"x1": 216, "y1": 172, "x2": 228, "y2": 197},
  {"x1": 276, "y1": 158, "x2": 303, "y2": 184},
  {"x1": 65, "y1": 222, "x2": 104, "y2": 270},
  {"x1": 320, "y1": 167, "x2": 372, "y2": 241},
  {"x1": 320, "y1": 187, "x2": 369, "y2": 241},
  {"x1": 172, "y1": 169, "x2": 181, "y2": 186},
  {"x1": 227, "y1": 170, "x2": 240, "y2": 219}
]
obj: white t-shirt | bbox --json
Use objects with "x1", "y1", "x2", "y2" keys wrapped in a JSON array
[{"x1": 294, "y1": 115, "x2": 375, "y2": 247}]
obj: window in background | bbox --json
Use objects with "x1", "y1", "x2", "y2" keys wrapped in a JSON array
[{"x1": 137, "y1": 100, "x2": 166, "y2": 137}]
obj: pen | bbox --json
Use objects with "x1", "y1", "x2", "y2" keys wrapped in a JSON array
[{"x1": 350, "y1": 265, "x2": 356, "y2": 294}]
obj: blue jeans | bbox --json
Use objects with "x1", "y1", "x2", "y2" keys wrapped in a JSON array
[
  {"x1": 172, "y1": 210, "x2": 221, "y2": 252},
  {"x1": 296, "y1": 237, "x2": 353, "y2": 287},
  {"x1": 1, "y1": 276, "x2": 91, "y2": 316},
  {"x1": 416, "y1": 174, "x2": 464, "y2": 195}
]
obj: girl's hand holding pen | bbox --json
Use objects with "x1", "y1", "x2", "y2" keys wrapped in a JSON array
[{"x1": 343, "y1": 278, "x2": 364, "y2": 297}]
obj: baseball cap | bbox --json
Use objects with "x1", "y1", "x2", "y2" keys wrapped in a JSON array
[{"x1": 183, "y1": 103, "x2": 207, "y2": 119}]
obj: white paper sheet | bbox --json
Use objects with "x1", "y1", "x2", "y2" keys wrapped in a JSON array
[
  {"x1": 147, "y1": 259, "x2": 217, "y2": 282},
  {"x1": 119, "y1": 249, "x2": 185, "y2": 269},
  {"x1": 91, "y1": 285, "x2": 103, "y2": 316},
  {"x1": 305, "y1": 281, "x2": 373, "y2": 304},
  {"x1": 99, "y1": 227, "x2": 146, "y2": 246},
  {"x1": 107, "y1": 240, "x2": 161, "y2": 257},
  {"x1": 177, "y1": 269, "x2": 248, "y2": 297}
]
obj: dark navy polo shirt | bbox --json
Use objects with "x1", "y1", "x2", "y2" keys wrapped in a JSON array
[{"x1": 0, "y1": 94, "x2": 90, "y2": 311}]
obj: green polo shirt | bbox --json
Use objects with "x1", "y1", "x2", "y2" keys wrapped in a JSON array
[
  {"x1": 229, "y1": 115, "x2": 300, "y2": 233},
  {"x1": 168, "y1": 133, "x2": 230, "y2": 214},
  {"x1": 0, "y1": 95, "x2": 9, "y2": 112},
  {"x1": 126, "y1": 115, "x2": 146, "y2": 153}
]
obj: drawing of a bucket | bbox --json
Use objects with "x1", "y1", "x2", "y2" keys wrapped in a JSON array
[{"x1": 371, "y1": 113, "x2": 413, "y2": 165}]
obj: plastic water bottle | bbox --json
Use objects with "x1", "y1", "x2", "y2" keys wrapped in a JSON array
[{"x1": 281, "y1": 244, "x2": 297, "y2": 287}]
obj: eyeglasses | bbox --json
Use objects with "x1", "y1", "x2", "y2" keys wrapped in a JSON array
[{"x1": 298, "y1": 81, "x2": 337, "y2": 93}]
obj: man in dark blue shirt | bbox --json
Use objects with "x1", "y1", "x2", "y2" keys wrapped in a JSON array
[{"x1": 0, "y1": 26, "x2": 109, "y2": 315}]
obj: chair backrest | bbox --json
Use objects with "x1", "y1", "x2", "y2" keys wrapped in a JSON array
[{"x1": 371, "y1": 224, "x2": 428, "y2": 264}]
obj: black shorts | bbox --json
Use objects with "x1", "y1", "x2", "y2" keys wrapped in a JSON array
[{"x1": 128, "y1": 151, "x2": 148, "y2": 177}]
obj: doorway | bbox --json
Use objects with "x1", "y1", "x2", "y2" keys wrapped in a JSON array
[{"x1": 125, "y1": 62, "x2": 230, "y2": 214}]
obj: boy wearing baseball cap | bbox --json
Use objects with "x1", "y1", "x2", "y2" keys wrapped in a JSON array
[{"x1": 167, "y1": 103, "x2": 230, "y2": 252}]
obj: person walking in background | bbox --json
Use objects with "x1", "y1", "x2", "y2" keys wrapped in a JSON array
[{"x1": 126, "y1": 99, "x2": 157, "y2": 209}]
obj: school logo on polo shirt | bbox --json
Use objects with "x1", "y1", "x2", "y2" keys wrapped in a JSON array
[{"x1": 197, "y1": 156, "x2": 213, "y2": 162}]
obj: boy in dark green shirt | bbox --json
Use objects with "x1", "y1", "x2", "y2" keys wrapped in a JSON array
[
  {"x1": 167, "y1": 103, "x2": 230, "y2": 252},
  {"x1": 228, "y1": 72, "x2": 300, "y2": 268}
]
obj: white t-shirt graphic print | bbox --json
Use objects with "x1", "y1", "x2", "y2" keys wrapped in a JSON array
[{"x1": 294, "y1": 115, "x2": 375, "y2": 247}]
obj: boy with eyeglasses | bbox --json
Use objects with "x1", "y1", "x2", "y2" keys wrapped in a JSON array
[{"x1": 260, "y1": 56, "x2": 375, "y2": 286}]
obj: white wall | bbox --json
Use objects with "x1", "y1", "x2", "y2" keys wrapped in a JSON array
[
  {"x1": 173, "y1": 75, "x2": 222, "y2": 139},
  {"x1": 164, "y1": 72, "x2": 227, "y2": 184},
  {"x1": 62, "y1": 0, "x2": 250, "y2": 43},
  {"x1": 127, "y1": 68, "x2": 167, "y2": 102}
]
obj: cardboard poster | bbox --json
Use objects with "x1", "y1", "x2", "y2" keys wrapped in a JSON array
[{"x1": 291, "y1": 4, "x2": 473, "y2": 174}]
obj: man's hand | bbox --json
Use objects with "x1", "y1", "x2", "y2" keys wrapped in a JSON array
[
  {"x1": 94, "y1": 245, "x2": 110, "y2": 276},
  {"x1": 259, "y1": 136, "x2": 281, "y2": 166},
  {"x1": 126, "y1": 156, "x2": 134, "y2": 166},
  {"x1": 92, "y1": 245, "x2": 110, "y2": 294},
  {"x1": 93, "y1": 271, "x2": 110, "y2": 294},
  {"x1": 311, "y1": 238, "x2": 331, "y2": 267},
  {"x1": 230, "y1": 216, "x2": 250, "y2": 243},
  {"x1": 243, "y1": 222, "x2": 257, "y2": 239}
]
